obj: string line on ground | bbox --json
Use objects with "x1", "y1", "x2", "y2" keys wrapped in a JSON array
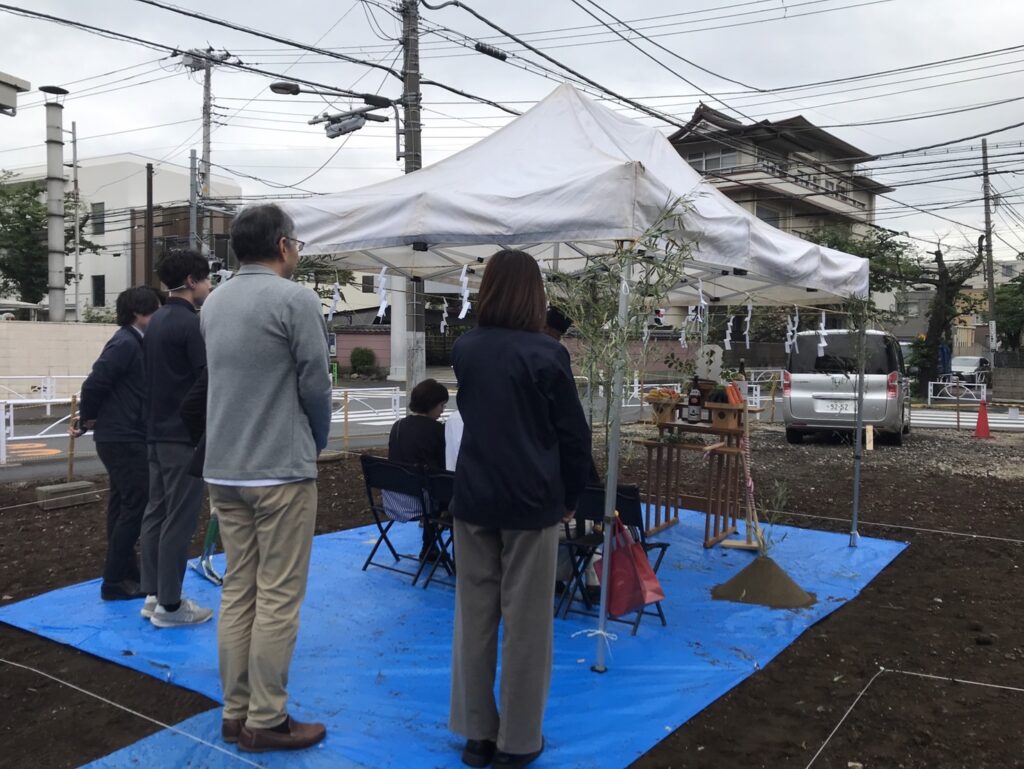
[{"x1": 0, "y1": 657, "x2": 265, "y2": 768}]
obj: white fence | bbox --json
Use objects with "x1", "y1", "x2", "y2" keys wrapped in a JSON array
[
  {"x1": 0, "y1": 397, "x2": 78, "y2": 465},
  {"x1": 927, "y1": 380, "x2": 988, "y2": 406},
  {"x1": 0, "y1": 376, "x2": 86, "y2": 415}
]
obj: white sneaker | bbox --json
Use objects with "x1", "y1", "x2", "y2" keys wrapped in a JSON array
[
  {"x1": 140, "y1": 595, "x2": 158, "y2": 619},
  {"x1": 150, "y1": 598, "x2": 213, "y2": 628}
]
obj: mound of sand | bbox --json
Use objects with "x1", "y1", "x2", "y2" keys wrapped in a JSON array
[{"x1": 711, "y1": 556, "x2": 816, "y2": 609}]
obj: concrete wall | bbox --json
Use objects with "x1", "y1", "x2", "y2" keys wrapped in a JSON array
[
  {"x1": 993, "y1": 368, "x2": 1024, "y2": 402},
  {"x1": 335, "y1": 328, "x2": 391, "y2": 370},
  {"x1": 0, "y1": 321, "x2": 115, "y2": 397}
]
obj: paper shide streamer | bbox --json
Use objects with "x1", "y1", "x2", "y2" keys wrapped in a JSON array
[
  {"x1": 458, "y1": 266, "x2": 471, "y2": 320},
  {"x1": 817, "y1": 310, "x2": 829, "y2": 357},
  {"x1": 376, "y1": 267, "x2": 389, "y2": 319},
  {"x1": 327, "y1": 282, "x2": 342, "y2": 324},
  {"x1": 440, "y1": 299, "x2": 449, "y2": 335}
]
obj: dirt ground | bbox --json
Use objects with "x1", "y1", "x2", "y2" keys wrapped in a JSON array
[{"x1": 1, "y1": 429, "x2": 1023, "y2": 769}]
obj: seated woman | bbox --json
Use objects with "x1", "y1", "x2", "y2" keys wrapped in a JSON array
[{"x1": 386, "y1": 378, "x2": 449, "y2": 559}]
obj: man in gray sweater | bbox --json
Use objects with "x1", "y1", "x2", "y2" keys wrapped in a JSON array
[{"x1": 200, "y1": 204, "x2": 332, "y2": 753}]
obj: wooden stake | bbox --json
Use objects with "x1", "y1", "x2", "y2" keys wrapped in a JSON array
[
  {"x1": 67, "y1": 394, "x2": 77, "y2": 482},
  {"x1": 343, "y1": 390, "x2": 350, "y2": 452}
]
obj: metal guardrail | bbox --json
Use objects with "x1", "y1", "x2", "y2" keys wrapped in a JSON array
[
  {"x1": 0, "y1": 376, "x2": 86, "y2": 414},
  {"x1": 331, "y1": 387, "x2": 402, "y2": 451},
  {"x1": 927, "y1": 380, "x2": 988, "y2": 405},
  {"x1": 0, "y1": 397, "x2": 77, "y2": 465}
]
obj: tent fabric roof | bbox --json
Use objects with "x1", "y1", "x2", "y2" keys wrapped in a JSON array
[{"x1": 277, "y1": 84, "x2": 868, "y2": 305}]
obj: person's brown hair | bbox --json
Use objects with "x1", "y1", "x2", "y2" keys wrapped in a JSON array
[{"x1": 475, "y1": 249, "x2": 546, "y2": 332}]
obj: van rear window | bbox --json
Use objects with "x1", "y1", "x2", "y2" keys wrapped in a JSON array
[{"x1": 788, "y1": 335, "x2": 895, "y2": 375}]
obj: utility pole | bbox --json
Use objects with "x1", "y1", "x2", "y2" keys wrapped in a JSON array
[
  {"x1": 183, "y1": 49, "x2": 231, "y2": 253},
  {"x1": 70, "y1": 121, "x2": 80, "y2": 321},
  {"x1": 145, "y1": 163, "x2": 155, "y2": 288},
  {"x1": 40, "y1": 86, "x2": 68, "y2": 322},
  {"x1": 189, "y1": 148, "x2": 199, "y2": 251},
  {"x1": 982, "y1": 139, "x2": 997, "y2": 357},
  {"x1": 400, "y1": 0, "x2": 426, "y2": 396}
]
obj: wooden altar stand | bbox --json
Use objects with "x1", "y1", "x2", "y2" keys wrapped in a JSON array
[{"x1": 639, "y1": 400, "x2": 761, "y2": 550}]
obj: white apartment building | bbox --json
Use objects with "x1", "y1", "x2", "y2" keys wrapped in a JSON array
[{"x1": 7, "y1": 153, "x2": 240, "y2": 318}]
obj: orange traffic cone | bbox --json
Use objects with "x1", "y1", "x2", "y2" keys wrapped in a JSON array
[{"x1": 974, "y1": 399, "x2": 993, "y2": 439}]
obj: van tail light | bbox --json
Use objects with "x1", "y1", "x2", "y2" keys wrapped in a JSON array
[
  {"x1": 783, "y1": 370, "x2": 792, "y2": 397},
  {"x1": 887, "y1": 371, "x2": 898, "y2": 399}
]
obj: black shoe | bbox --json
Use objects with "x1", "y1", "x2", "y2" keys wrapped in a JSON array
[
  {"x1": 493, "y1": 739, "x2": 544, "y2": 768},
  {"x1": 101, "y1": 579, "x2": 145, "y2": 601},
  {"x1": 554, "y1": 581, "x2": 566, "y2": 596},
  {"x1": 461, "y1": 739, "x2": 496, "y2": 768}
]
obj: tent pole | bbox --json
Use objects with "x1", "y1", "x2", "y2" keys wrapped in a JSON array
[
  {"x1": 850, "y1": 318, "x2": 866, "y2": 547},
  {"x1": 593, "y1": 275, "x2": 630, "y2": 673}
]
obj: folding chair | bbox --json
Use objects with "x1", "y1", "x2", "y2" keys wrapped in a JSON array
[
  {"x1": 360, "y1": 454, "x2": 435, "y2": 585},
  {"x1": 616, "y1": 484, "x2": 669, "y2": 635},
  {"x1": 556, "y1": 486, "x2": 606, "y2": 619},
  {"x1": 560, "y1": 484, "x2": 670, "y2": 635},
  {"x1": 422, "y1": 471, "x2": 457, "y2": 589}
]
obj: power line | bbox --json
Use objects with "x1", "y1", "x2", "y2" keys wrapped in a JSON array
[
  {"x1": 130, "y1": 0, "x2": 519, "y2": 115},
  {"x1": 419, "y1": 0, "x2": 687, "y2": 128},
  {"x1": 573, "y1": 0, "x2": 758, "y2": 90}
]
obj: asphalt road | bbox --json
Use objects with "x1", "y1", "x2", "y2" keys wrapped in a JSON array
[{"x1": 3, "y1": 386, "x2": 1020, "y2": 484}]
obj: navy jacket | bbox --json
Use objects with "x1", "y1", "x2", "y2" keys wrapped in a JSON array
[
  {"x1": 78, "y1": 325, "x2": 147, "y2": 443},
  {"x1": 452, "y1": 326, "x2": 592, "y2": 530},
  {"x1": 144, "y1": 297, "x2": 206, "y2": 444}
]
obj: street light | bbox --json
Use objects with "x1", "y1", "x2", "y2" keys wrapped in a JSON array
[{"x1": 269, "y1": 81, "x2": 403, "y2": 157}]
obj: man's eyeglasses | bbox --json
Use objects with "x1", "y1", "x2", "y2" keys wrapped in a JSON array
[{"x1": 284, "y1": 237, "x2": 305, "y2": 252}]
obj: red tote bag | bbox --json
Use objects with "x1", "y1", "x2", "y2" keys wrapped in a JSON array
[{"x1": 594, "y1": 517, "x2": 666, "y2": 618}]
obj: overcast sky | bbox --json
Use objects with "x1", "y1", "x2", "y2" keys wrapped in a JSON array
[{"x1": 3, "y1": 0, "x2": 1024, "y2": 258}]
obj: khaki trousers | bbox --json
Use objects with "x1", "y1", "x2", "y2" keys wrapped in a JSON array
[
  {"x1": 209, "y1": 480, "x2": 317, "y2": 729},
  {"x1": 449, "y1": 518, "x2": 560, "y2": 755}
]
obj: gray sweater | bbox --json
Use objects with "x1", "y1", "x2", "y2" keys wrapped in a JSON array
[{"x1": 200, "y1": 263, "x2": 332, "y2": 480}]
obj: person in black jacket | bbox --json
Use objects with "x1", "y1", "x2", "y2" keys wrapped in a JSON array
[
  {"x1": 73, "y1": 286, "x2": 162, "y2": 601},
  {"x1": 387, "y1": 378, "x2": 449, "y2": 558},
  {"x1": 449, "y1": 250, "x2": 592, "y2": 769},
  {"x1": 138, "y1": 249, "x2": 214, "y2": 628}
]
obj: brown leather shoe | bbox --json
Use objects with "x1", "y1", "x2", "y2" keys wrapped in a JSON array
[
  {"x1": 222, "y1": 718, "x2": 244, "y2": 744},
  {"x1": 237, "y1": 716, "x2": 327, "y2": 753}
]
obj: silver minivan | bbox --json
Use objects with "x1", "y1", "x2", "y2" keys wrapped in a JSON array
[{"x1": 782, "y1": 329, "x2": 911, "y2": 445}]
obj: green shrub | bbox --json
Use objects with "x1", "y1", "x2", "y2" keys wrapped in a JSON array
[{"x1": 350, "y1": 347, "x2": 376, "y2": 373}]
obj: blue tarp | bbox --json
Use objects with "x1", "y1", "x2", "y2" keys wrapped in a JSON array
[{"x1": 0, "y1": 514, "x2": 906, "y2": 769}]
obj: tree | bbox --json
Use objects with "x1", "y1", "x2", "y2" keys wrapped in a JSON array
[
  {"x1": 0, "y1": 172, "x2": 46, "y2": 302},
  {"x1": 807, "y1": 226, "x2": 985, "y2": 395},
  {"x1": 292, "y1": 252, "x2": 353, "y2": 300},
  {"x1": 994, "y1": 275, "x2": 1024, "y2": 351},
  {"x1": 0, "y1": 171, "x2": 101, "y2": 304}
]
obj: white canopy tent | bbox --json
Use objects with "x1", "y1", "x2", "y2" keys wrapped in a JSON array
[
  {"x1": 278, "y1": 83, "x2": 868, "y2": 306},
  {"x1": 275, "y1": 83, "x2": 871, "y2": 671}
]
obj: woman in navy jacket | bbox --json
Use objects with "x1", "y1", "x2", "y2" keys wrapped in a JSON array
[
  {"x1": 74, "y1": 286, "x2": 162, "y2": 600},
  {"x1": 448, "y1": 250, "x2": 592, "y2": 769}
]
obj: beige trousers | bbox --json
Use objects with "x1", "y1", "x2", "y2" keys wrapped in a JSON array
[
  {"x1": 449, "y1": 518, "x2": 560, "y2": 755},
  {"x1": 209, "y1": 480, "x2": 317, "y2": 730}
]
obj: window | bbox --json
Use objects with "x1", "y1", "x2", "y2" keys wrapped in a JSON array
[
  {"x1": 687, "y1": 149, "x2": 737, "y2": 173},
  {"x1": 90, "y1": 202, "x2": 105, "y2": 235},
  {"x1": 361, "y1": 275, "x2": 375, "y2": 293},
  {"x1": 906, "y1": 303, "x2": 921, "y2": 318},
  {"x1": 91, "y1": 275, "x2": 106, "y2": 307},
  {"x1": 1002, "y1": 263, "x2": 1017, "y2": 279},
  {"x1": 755, "y1": 204, "x2": 782, "y2": 228}
]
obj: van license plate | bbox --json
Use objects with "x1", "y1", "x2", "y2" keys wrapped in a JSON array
[{"x1": 826, "y1": 401, "x2": 852, "y2": 413}]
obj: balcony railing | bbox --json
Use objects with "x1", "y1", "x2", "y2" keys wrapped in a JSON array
[{"x1": 709, "y1": 161, "x2": 866, "y2": 210}]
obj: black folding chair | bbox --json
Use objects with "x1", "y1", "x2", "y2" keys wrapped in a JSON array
[
  {"x1": 616, "y1": 485, "x2": 669, "y2": 635},
  {"x1": 360, "y1": 454, "x2": 435, "y2": 585},
  {"x1": 560, "y1": 484, "x2": 670, "y2": 635},
  {"x1": 556, "y1": 486, "x2": 607, "y2": 619},
  {"x1": 422, "y1": 471, "x2": 457, "y2": 589}
]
